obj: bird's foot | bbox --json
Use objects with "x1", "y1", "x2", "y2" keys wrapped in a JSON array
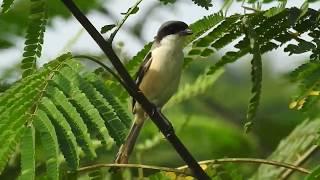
[
  {"x1": 109, "y1": 145, "x2": 129, "y2": 172},
  {"x1": 151, "y1": 107, "x2": 162, "y2": 116}
]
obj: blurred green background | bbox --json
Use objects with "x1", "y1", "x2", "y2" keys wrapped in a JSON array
[{"x1": 1, "y1": 0, "x2": 318, "y2": 179}]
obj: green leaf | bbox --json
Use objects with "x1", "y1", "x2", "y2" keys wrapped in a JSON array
[
  {"x1": 1, "y1": 0, "x2": 15, "y2": 13},
  {"x1": 45, "y1": 85, "x2": 96, "y2": 159},
  {"x1": 263, "y1": 6, "x2": 285, "y2": 17},
  {"x1": 40, "y1": 97, "x2": 79, "y2": 170},
  {"x1": 101, "y1": 24, "x2": 116, "y2": 34},
  {"x1": 299, "y1": 0, "x2": 309, "y2": 19},
  {"x1": 121, "y1": 6, "x2": 139, "y2": 15},
  {"x1": 244, "y1": 17, "x2": 262, "y2": 132},
  {"x1": 86, "y1": 74, "x2": 132, "y2": 128},
  {"x1": 158, "y1": 0, "x2": 176, "y2": 4},
  {"x1": 0, "y1": 53, "x2": 72, "y2": 173},
  {"x1": 185, "y1": 14, "x2": 243, "y2": 66},
  {"x1": 22, "y1": 0, "x2": 47, "y2": 78},
  {"x1": 289, "y1": 61, "x2": 320, "y2": 111},
  {"x1": 0, "y1": 126, "x2": 24, "y2": 172},
  {"x1": 284, "y1": 39, "x2": 316, "y2": 55},
  {"x1": 34, "y1": 110, "x2": 60, "y2": 180},
  {"x1": 130, "y1": 6, "x2": 139, "y2": 14},
  {"x1": 19, "y1": 125, "x2": 35, "y2": 180},
  {"x1": 59, "y1": 61, "x2": 128, "y2": 146},
  {"x1": 186, "y1": 11, "x2": 225, "y2": 45},
  {"x1": 52, "y1": 70, "x2": 111, "y2": 145},
  {"x1": 191, "y1": 0, "x2": 213, "y2": 10}
]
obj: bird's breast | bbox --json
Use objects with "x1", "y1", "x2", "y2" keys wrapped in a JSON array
[{"x1": 139, "y1": 46, "x2": 184, "y2": 107}]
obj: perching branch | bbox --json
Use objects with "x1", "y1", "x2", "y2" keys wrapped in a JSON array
[
  {"x1": 108, "y1": 0, "x2": 143, "y2": 43},
  {"x1": 59, "y1": 0, "x2": 210, "y2": 179},
  {"x1": 77, "y1": 163, "x2": 190, "y2": 176},
  {"x1": 76, "y1": 158, "x2": 311, "y2": 177}
]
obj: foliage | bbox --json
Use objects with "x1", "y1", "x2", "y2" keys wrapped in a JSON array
[
  {"x1": 159, "y1": 0, "x2": 213, "y2": 9},
  {"x1": 0, "y1": 53, "x2": 130, "y2": 178},
  {"x1": 251, "y1": 119, "x2": 320, "y2": 179},
  {"x1": 21, "y1": 0, "x2": 47, "y2": 78}
]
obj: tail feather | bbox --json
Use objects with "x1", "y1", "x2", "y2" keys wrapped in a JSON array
[{"x1": 114, "y1": 112, "x2": 145, "y2": 164}]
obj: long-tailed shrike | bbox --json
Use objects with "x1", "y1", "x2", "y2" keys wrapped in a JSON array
[{"x1": 115, "y1": 21, "x2": 193, "y2": 164}]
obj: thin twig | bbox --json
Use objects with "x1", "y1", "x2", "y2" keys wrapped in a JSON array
[
  {"x1": 108, "y1": 0, "x2": 143, "y2": 43},
  {"x1": 77, "y1": 163, "x2": 189, "y2": 175},
  {"x1": 280, "y1": 145, "x2": 318, "y2": 180},
  {"x1": 72, "y1": 55, "x2": 129, "y2": 90},
  {"x1": 241, "y1": 6, "x2": 260, "y2": 12},
  {"x1": 179, "y1": 158, "x2": 311, "y2": 175},
  {"x1": 76, "y1": 157, "x2": 311, "y2": 177}
]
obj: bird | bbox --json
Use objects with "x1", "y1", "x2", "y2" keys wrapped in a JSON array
[{"x1": 114, "y1": 20, "x2": 193, "y2": 164}]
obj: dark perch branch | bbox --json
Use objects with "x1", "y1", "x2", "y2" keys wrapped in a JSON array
[{"x1": 59, "y1": 0, "x2": 210, "y2": 179}]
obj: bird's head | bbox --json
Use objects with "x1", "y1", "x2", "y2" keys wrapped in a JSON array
[{"x1": 155, "y1": 21, "x2": 193, "y2": 45}]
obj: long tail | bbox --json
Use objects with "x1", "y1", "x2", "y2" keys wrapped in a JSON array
[{"x1": 114, "y1": 112, "x2": 145, "y2": 164}]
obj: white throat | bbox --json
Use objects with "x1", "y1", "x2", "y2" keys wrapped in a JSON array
[{"x1": 159, "y1": 34, "x2": 185, "y2": 50}]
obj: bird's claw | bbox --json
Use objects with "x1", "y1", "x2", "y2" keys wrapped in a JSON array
[{"x1": 151, "y1": 107, "x2": 161, "y2": 116}]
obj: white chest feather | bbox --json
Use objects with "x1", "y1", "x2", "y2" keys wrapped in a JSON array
[{"x1": 139, "y1": 35, "x2": 185, "y2": 107}]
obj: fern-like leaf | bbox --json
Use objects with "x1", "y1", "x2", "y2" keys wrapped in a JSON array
[
  {"x1": 191, "y1": 0, "x2": 212, "y2": 10},
  {"x1": 22, "y1": 0, "x2": 47, "y2": 77},
  {"x1": 45, "y1": 85, "x2": 96, "y2": 159},
  {"x1": 33, "y1": 110, "x2": 60, "y2": 180},
  {"x1": 40, "y1": 97, "x2": 79, "y2": 170},
  {"x1": 52, "y1": 73, "x2": 112, "y2": 145},
  {"x1": 58, "y1": 61, "x2": 128, "y2": 145},
  {"x1": 244, "y1": 17, "x2": 262, "y2": 132},
  {"x1": 19, "y1": 125, "x2": 35, "y2": 180},
  {"x1": 185, "y1": 14, "x2": 240, "y2": 63},
  {"x1": 289, "y1": 60, "x2": 320, "y2": 111},
  {"x1": 185, "y1": 11, "x2": 224, "y2": 46},
  {"x1": 0, "y1": 53, "x2": 72, "y2": 173},
  {"x1": 86, "y1": 74, "x2": 132, "y2": 128}
]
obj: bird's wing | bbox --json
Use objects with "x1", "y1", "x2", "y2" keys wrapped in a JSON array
[{"x1": 131, "y1": 45, "x2": 156, "y2": 112}]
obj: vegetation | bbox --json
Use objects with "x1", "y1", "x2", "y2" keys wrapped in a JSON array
[{"x1": 0, "y1": 0, "x2": 319, "y2": 179}]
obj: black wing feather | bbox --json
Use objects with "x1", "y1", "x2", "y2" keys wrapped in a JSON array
[{"x1": 132, "y1": 51, "x2": 153, "y2": 112}]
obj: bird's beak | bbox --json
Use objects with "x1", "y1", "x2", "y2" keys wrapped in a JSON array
[{"x1": 179, "y1": 28, "x2": 193, "y2": 36}]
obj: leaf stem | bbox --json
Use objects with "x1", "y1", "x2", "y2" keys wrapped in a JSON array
[
  {"x1": 108, "y1": 0, "x2": 143, "y2": 43},
  {"x1": 72, "y1": 55, "x2": 128, "y2": 90}
]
